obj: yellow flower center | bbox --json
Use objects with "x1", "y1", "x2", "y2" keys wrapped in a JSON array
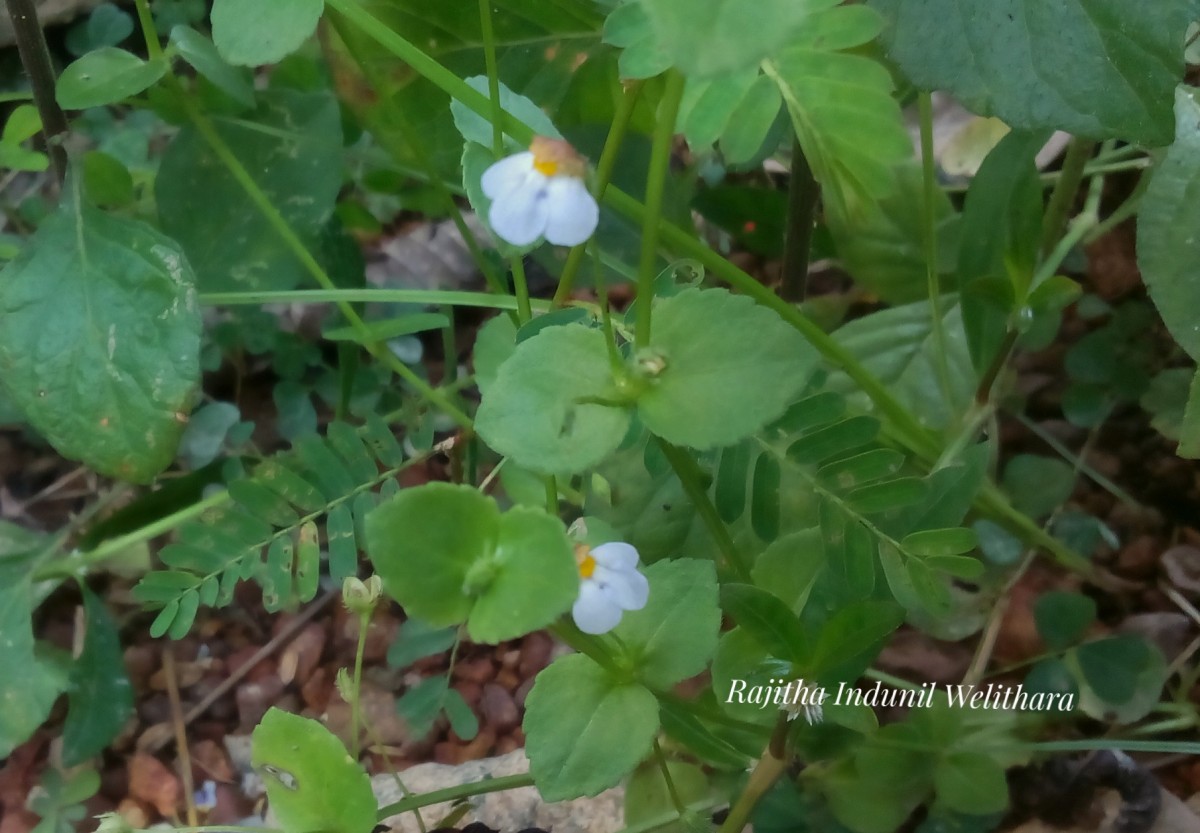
[
  {"x1": 575, "y1": 543, "x2": 597, "y2": 579},
  {"x1": 533, "y1": 157, "x2": 559, "y2": 177},
  {"x1": 530, "y1": 135, "x2": 585, "y2": 179}
]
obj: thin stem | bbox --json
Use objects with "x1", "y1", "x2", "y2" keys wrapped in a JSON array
[
  {"x1": 1031, "y1": 163, "x2": 1104, "y2": 290},
  {"x1": 779, "y1": 138, "x2": 818, "y2": 302},
  {"x1": 376, "y1": 774, "x2": 536, "y2": 818},
  {"x1": 656, "y1": 439, "x2": 752, "y2": 582},
  {"x1": 918, "y1": 92, "x2": 955, "y2": 411},
  {"x1": 6, "y1": 0, "x2": 68, "y2": 183},
  {"x1": 350, "y1": 609, "x2": 370, "y2": 759},
  {"x1": 636, "y1": 71, "x2": 685, "y2": 349},
  {"x1": 132, "y1": 0, "x2": 163, "y2": 60},
  {"x1": 477, "y1": 0, "x2": 504, "y2": 159},
  {"x1": 652, "y1": 739, "x2": 687, "y2": 818},
  {"x1": 200, "y1": 288, "x2": 545, "y2": 311},
  {"x1": 714, "y1": 744, "x2": 787, "y2": 833},
  {"x1": 1041, "y1": 137, "x2": 1096, "y2": 258},
  {"x1": 1083, "y1": 171, "x2": 1150, "y2": 246},
  {"x1": 1014, "y1": 411, "x2": 1139, "y2": 507},
  {"x1": 510, "y1": 257, "x2": 533, "y2": 322},
  {"x1": 552, "y1": 80, "x2": 644, "y2": 307}
]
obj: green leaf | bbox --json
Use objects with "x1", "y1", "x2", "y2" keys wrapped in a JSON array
[
  {"x1": 720, "y1": 584, "x2": 808, "y2": 662},
  {"x1": 443, "y1": 688, "x2": 479, "y2": 741},
  {"x1": 640, "y1": 0, "x2": 833, "y2": 76},
  {"x1": 719, "y1": 75, "x2": 784, "y2": 165},
  {"x1": 751, "y1": 528, "x2": 825, "y2": 610},
  {"x1": 615, "y1": 559, "x2": 720, "y2": 689},
  {"x1": 1139, "y1": 87, "x2": 1200, "y2": 364},
  {"x1": 810, "y1": 601, "x2": 904, "y2": 678},
  {"x1": 365, "y1": 483, "x2": 578, "y2": 643},
  {"x1": 67, "y1": 3, "x2": 134, "y2": 56},
  {"x1": 0, "y1": 182, "x2": 201, "y2": 483},
  {"x1": 957, "y1": 130, "x2": 1045, "y2": 372},
  {"x1": 476, "y1": 324, "x2": 630, "y2": 475},
  {"x1": 933, "y1": 752, "x2": 1008, "y2": 815},
  {"x1": 638, "y1": 288, "x2": 816, "y2": 449},
  {"x1": 829, "y1": 164, "x2": 959, "y2": 306},
  {"x1": 0, "y1": 582, "x2": 68, "y2": 757},
  {"x1": 1034, "y1": 591, "x2": 1096, "y2": 651},
  {"x1": 211, "y1": 0, "x2": 325, "y2": 67},
  {"x1": 56, "y1": 48, "x2": 166, "y2": 109},
  {"x1": 472, "y1": 313, "x2": 518, "y2": 398},
  {"x1": 388, "y1": 618, "x2": 457, "y2": 669},
  {"x1": 251, "y1": 708, "x2": 376, "y2": 833},
  {"x1": 1001, "y1": 454, "x2": 1075, "y2": 519},
  {"x1": 1074, "y1": 635, "x2": 1152, "y2": 704},
  {"x1": 62, "y1": 587, "x2": 133, "y2": 765},
  {"x1": 787, "y1": 416, "x2": 879, "y2": 465},
  {"x1": 901, "y1": 528, "x2": 978, "y2": 559},
  {"x1": 155, "y1": 89, "x2": 342, "y2": 292},
  {"x1": 845, "y1": 477, "x2": 927, "y2": 515},
  {"x1": 524, "y1": 653, "x2": 659, "y2": 801},
  {"x1": 396, "y1": 676, "x2": 448, "y2": 738},
  {"x1": 766, "y1": 5, "x2": 912, "y2": 218},
  {"x1": 81, "y1": 151, "x2": 134, "y2": 208},
  {"x1": 680, "y1": 71, "x2": 760, "y2": 149},
  {"x1": 603, "y1": 1, "x2": 671, "y2": 80},
  {"x1": 1179, "y1": 369, "x2": 1200, "y2": 459},
  {"x1": 750, "y1": 451, "x2": 781, "y2": 541},
  {"x1": 170, "y1": 25, "x2": 255, "y2": 108},
  {"x1": 869, "y1": 0, "x2": 1189, "y2": 146},
  {"x1": 450, "y1": 76, "x2": 562, "y2": 149}
]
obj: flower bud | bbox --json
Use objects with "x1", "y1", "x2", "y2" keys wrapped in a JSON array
[{"x1": 342, "y1": 575, "x2": 383, "y2": 615}]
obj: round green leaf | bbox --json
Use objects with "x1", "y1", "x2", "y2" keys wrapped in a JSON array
[
  {"x1": 467, "y1": 507, "x2": 578, "y2": 644},
  {"x1": 56, "y1": 48, "x2": 166, "y2": 109},
  {"x1": 1074, "y1": 635, "x2": 1153, "y2": 706},
  {"x1": 524, "y1": 653, "x2": 659, "y2": 801},
  {"x1": 169, "y1": 25, "x2": 255, "y2": 107},
  {"x1": 81, "y1": 151, "x2": 134, "y2": 208},
  {"x1": 366, "y1": 483, "x2": 497, "y2": 627},
  {"x1": 0, "y1": 184, "x2": 201, "y2": 483},
  {"x1": 933, "y1": 751, "x2": 1008, "y2": 815},
  {"x1": 1033, "y1": 590, "x2": 1096, "y2": 651},
  {"x1": 637, "y1": 288, "x2": 816, "y2": 450},
  {"x1": 615, "y1": 559, "x2": 720, "y2": 689},
  {"x1": 211, "y1": 0, "x2": 325, "y2": 67},
  {"x1": 251, "y1": 708, "x2": 376, "y2": 833},
  {"x1": 476, "y1": 324, "x2": 631, "y2": 475}
]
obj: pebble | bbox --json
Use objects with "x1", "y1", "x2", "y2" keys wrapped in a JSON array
[{"x1": 479, "y1": 684, "x2": 519, "y2": 733}]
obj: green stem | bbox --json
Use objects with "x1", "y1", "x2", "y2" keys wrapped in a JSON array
[
  {"x1": 351, "y1": 610, "x2": 370, "y2": 759},
  {"x1": 6, "y1": 0, "x2": 68, "y2": 184},
  {"x1": 1013, "y1": 411, "x2": 1138, "y2": 506},
  {"x1": 552, "y1": 80, "x2": 643, "y2": 307},
  {"x1": 917, "y1": 92, "x2": 955, "y2": 411},
  {"x1": 652, "y1": 739, "x2": 687, "y2": 818},
  {"x1": 477, "y1": 0, "x2": 504, "y2": 159},
  {"x1": 180, "y1": 96, "x2": 472, "y2": 428},
  {"x1": 199, "y1": 288, "x2": 547, "y2": 311},
  {"x1": 1040, "y1": 137, "x2": 1096, "y2": 258},
  {"x1": 132, "y1": 0, "x2": 163, "y2": 60},
  {"x1": 375, "y1": 774, "x2": 536, "y2": 818},
  {"x1": 511, "y1": 257, "x2": 533, "y2": 323},
  {"x1": 779, "y1": 138, "x2": 818, "y2": 302},
  {"x1": 656, "y1": 439, "x2": 752, "y2": 582},
  {"x1": 1083, "y1": 170, "x2": 1150, "y2": 246},
  {"x1": 714, "y1": 746, "x2": 787, "y2": 833},
  {"x1": 636, "y1": 71, "x2": 685, "y2": 349}
]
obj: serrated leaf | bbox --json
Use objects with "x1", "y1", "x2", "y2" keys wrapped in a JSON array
[
  {"x1": 524, "y1": 653, "x2": 659, "y2": 801},
  {"x1": 766, "y1": 5, "x2": 912, "y2": 218},
  {"x1": 155, "y1": 89, "x2": 342, "y2": 292},
  {"x1": 56, "y1": 48, "x2": 166, "y2": 109},
  {"x1": 640, "y1": 0, "x2": 834, "y2": 77},
  {"x1": 62, "y1": 587, "x2": 133, "y2": 765},
  {"x1": 476, "y1": 324, "x2": 630, "y2": 475},
  {"x1": 638, "y1": 289, "x2": 816, "y2": 449},
  {"x1": 211, "y1": 0, "x2": 324, "y2": 67},
  {"x1": 252, "y1": 708, "x2": 376, "y2": 833},
  {"x1": 870, "y1": 0, "x2": 1189, "y2": 146},
  {"x1": 0, "y1": 182, "x2": 201, "y2": 483}
]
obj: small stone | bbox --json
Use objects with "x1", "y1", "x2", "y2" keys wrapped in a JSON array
[
  {"x1": 190, "y1": 739, "x2": 234, "y2": 783},
  {"x1": 494, "y1": 669, "x2": 519, "y2": 690},
  {"x1": 479, "y1": 684, "x2": 518, "y2": 733},
  {"x1": 123, "y1": 644, "x2": 156, "y2": 690},
  {"x1": 236, "y1": 677, "x2": 285, "y2": 732},
  {"x1": 115, "y1": 798, "x2": 151, "y2": 830},
  {"x1": 324, "y1": 682, "x2": 410, "y2": 748},
  {"x1": 301, "y1": 667, "x2": 333, "y2": 712},
  {"x1": 1163, "y1": 545, "x2": 1200, "y2": 596},
  {"x1": 278, "y1": 622, "x2": 326, "y2": 686},
  {"x1": 456, "y1": 680, "x2": 482, "y2": 708},
  {"x1": 514, "y1": 678, "x2": 534, "y2": 709},
  {"x1": 455, "y1": 656, "x2": 494, "y2": 684},
  {"x1": 1115, "y1": 535, "x2": 1160, "y2": 580},
  {"x1": 226, "y1": 646, "x2": 275, "y2": 684},
  {"x1": 518, "y1": 633, "x2": 553, "y2": 677},
  {"x1": 127, "y1": 754, "x2": 180, "y2": 817}
]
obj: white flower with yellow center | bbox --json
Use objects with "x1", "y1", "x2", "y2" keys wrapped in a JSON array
[
  {"x1": 572, "y1": 541, "x2": 649, "y2": 634},
  {"x1": 481, "y1": 136, "x2": 599, "y2": 247}
]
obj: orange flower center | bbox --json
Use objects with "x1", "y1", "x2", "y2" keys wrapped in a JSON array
[
  {"x1": 533, "y1": 157, "x2": 559, "y2": 177},
  {"x1": 575, "y1": 543, "x2": 597, "y2": 579}
]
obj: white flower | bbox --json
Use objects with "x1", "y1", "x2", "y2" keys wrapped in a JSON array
[
  {"x1": 481, "y1": 136, "x2": 599, "y2": 247},
  {"x1": 572, "y1": 541, "x2": 649, "y2": 634}
]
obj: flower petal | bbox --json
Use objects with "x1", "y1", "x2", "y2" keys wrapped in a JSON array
[
  {"x1": 542, "y1": 177, "x2": 599, "y2": 246},
  {"x1": 573, "y1": 579, "x2": 623, "y2": 634},
  {"x1": 481, "y1": 152, "x2": 535, "y2": 200},
  {"x1": 592, "y1": 541, "x2": 640, "y2": 571},
  {"x1": 594, "y1": 563, "x2": 649, "y2": 611},
  {"x1": 488, "y1": 177, "x2": 551, "y2": 246}
]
